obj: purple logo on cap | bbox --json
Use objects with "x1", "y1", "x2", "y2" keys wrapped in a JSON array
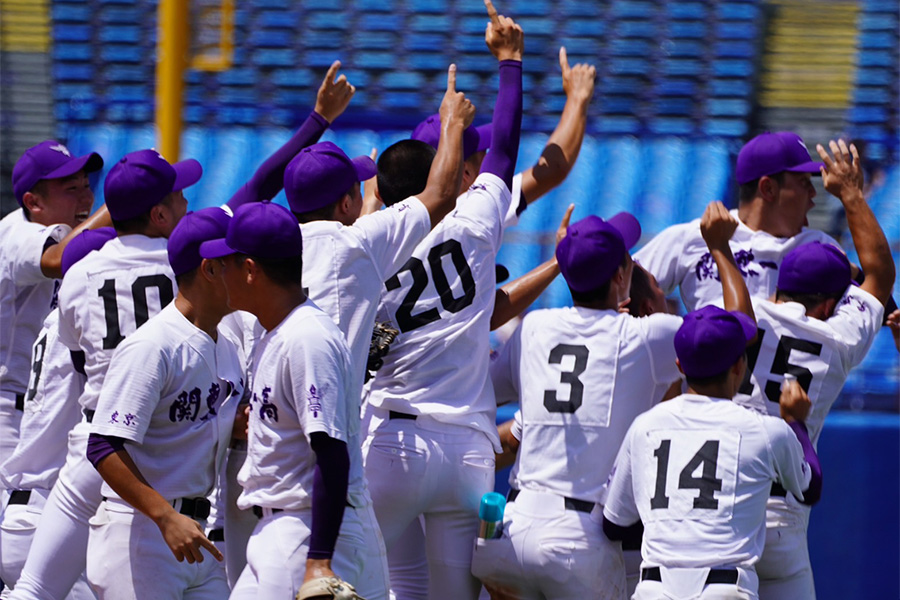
[{"x1": 200, "y1": 201, "x2": 302, "y2": 260}]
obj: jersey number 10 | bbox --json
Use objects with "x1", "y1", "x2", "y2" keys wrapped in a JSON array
[{"x1": 98, "y1": 275, "x2": 175, "y2": 349}]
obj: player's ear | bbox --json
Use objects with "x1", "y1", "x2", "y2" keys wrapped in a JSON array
[
  {"x1": 21, "y1": 191, "x2": 43, "y2": 213},
  {"x1": 200, "y1": 258, "x2": 217, "y2": 282},
  {"x1": 675, "y1": 358, "x2": 685, "y2": 376},
  {"x1": 758, "y1": 176, "x2": 778, "y2": 202}
]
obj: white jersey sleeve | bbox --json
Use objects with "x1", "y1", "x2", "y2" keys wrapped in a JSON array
[
  {"x1": 602, "y1": 422, "x2": 640, "y2": 526},
  {"x1": 502, "y1": 172, "x2": 525, "y2": 229},
  {"x1": 489, "y1": 323, "x2": 522, "y2": 407},
  {"x1": 762, "y1": 417, "x2": 812, "y2": 502},
  {"x1": 826, "y1": 285, "x2": 884, "y2": 368},
  {"x1": 350, "y1": 197, "x2": 432, "y2": 279},
  {"x1": 634, "y1": 220, "x2": 695, "y2": 297}
]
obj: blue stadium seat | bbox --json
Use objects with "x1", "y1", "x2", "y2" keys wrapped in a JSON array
[
  {"x1": 609, "y1": 38, "x2": 653, "y2": 57},
  {"x1": 616, "y1": 20, "x2": 657, "y2": 38},
  {"x1": 668, "y1": 21, "x2": 706, "y2": 38},
  {"x1": 666, "y1": 2, "x2": 707, "y2": 19},
  {"x1": 663, "y1": 39, "x2": 704, "y2": 58},
  {"x1": 306, "y1": 11, "x2": 348, "y2": 30},
  {"x1": 104, "y1": 65, "x2": 147, "y2": 83},
  {"x1": 558, "y1": 0, "x2": 602, "y2": 18},
  {"x1": 409, "y1": 14, "x2": 451, "y2": 32},
  {"x1": 98, "y1": 7, "x2": 141, "y2": 23},
  {"x1": 99, "y1": 44, "x2": 144, "y2": 63},
  {"x1": 98, "y1": 26, "x2": 141, "y2": 44},
  {"x1": 252, "y1": 49, "x2": 297, "y2": 67},
  {"x1": 271, "y1": 68, "x2": 315, "y2": 88},
  {"x1": 858, "y1": 31, "x2": 896, "y2": 49},
  {"x1": 855, "y1": 68, "x2": 894, "y2": 86},
  {"x1": 702, "y1": 118, "x2": 748, "y2": 137},
  {"x1": 403, "y1": 34, "x2": 446, "y2": 52},
  {"x1": 54, "y1": 63, "x2": 93, "y2": 81},
  {"x1": 714, "y1": 41, "x2": 754, "y2": 59},
  {"x1": 656, "y1": 79, "x2": 699, "y2": 96},
  {"x1": 717, "y1": 3, "x2": 759, "y2": 21},
  {"x1": 652, "y1": 98, "x2": 694, "y2": 116},
  {"x1": 709, "y1": 78, "x2": 752, "y2": 97},
  {"x1": 381, "y1": 92, "x2": 424, "y2": 110},
  {"x1": 54, "y1": 25, "x2": 92, "y2": 42},
  {"x1": 408, "y1": 54, "x2": 448, "y2": 71},
  {"x1": 256, "y1": 10, "x2": 298, "y2": 28},
  {"x1": 716, "y1": 22, "x2": 756, "y2": 40},
  {"x1": 54, "y1": 43, "x2": 93, "y2": 61},
  {"x1": 662, "y1": 59, "x2": 704, "y2": 77},
  {"x1": 358, "y1": 13, "x2": 404, "y2": 31},
  {"x1": 648, "y1": 116, "x2": 695, "y2": 136},
  {"x1": 611, "y1": 2, "x2": 654, "y2": 19},
  {"x1": 849, "y1": 106, "x2": 889, "y2": 124},
  {"x1": 859, "y1": 51, "x2": 895, "y2": 68},
  {"x1": 713, "y1": 60, "x2": 753, "y2": 78},
  {"x1": 381, "y1": 72, "x2": 426, "y2": 90},
  {"x1": 250, "y1": 29, "x2": 293, "y2": 48},
  {"x1": 706, "y1": 98, "x2": 751, "y2": 117},
  {"x1": 609, "y1": 57, "x2": 653, "y2": 76},
  {"x1": 53, "y1": 4, "x2": 91, "y2": 21}
]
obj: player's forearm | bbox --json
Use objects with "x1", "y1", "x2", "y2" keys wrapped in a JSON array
[
  {"x1": 480, "y1": 61, "x2": 523, "y2": 190},
  {"x1": 308, "y1": 433, "x2": 350, "y2": 560},
  {"x1": 40, "y1": 206, "x2": 112, "y2": 279},
  {"x1": 225, "y1": 111, "x2": 329, "y2": 211},
  {"x1": 494, "y1": 419, "x2": 521, "y2": 470},
  {"x1": 491, "y1": 258, "x2": 559, "y2": 331},
  {"x1": 91, "y1": 442, "x2": 176, "y2": 522},
  {"x1": 842, "y1": 190, "x2": 895, "y2": 305},
  {"x1": 419, "y1": 120, "x2": 466, "y2": 227},
  {"x1": 787, "y1": 421, "x2": 822, "y2": 506},
  {"x1": 709, "y1": 246, "x2": 755, "y2": 322}
]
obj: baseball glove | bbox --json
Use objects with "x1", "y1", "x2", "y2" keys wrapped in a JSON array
[
  {"x1": 365, "y1": 321, "x2": 399, "y2": 382},
  {"x1": 295, "y1": 576, "x2": 366, "y2": 600}
]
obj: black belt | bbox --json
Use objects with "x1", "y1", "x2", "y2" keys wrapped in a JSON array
[
  {"x1": 83, "y1": 409, "x2": 95, "y2": 423},
  {"x1": 641, "y1": 567, "x2": 738, "y2": 585},
  {"x1": 389, "y1": 410, "x2": 417, "y2": 420},
  {"x1": 9, "y1": 490, "x2": 31, "y2": 505},
  {"x1": 15, "y1": 394, "x2": 24, "y2": 411},
  {"x1": 174, "y1": 497, "x2": 211, "y2": 520},
  {"x1": 770, "y1": 482, "x2": 788, "y2": 497},
  {"x1": 506, "y1": 488, "x2": 594, "y2": 514},
  {"x1": 252, "y1": 505, "x2": 284, "y2": 519},
  {"x1": 208, "y1": 528, "x2": 225, "y2": 542}
]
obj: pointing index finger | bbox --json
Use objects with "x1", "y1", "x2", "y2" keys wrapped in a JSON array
[
  {"x1": 484, "y1": 0, "x2": 501, "y2": 26},
  {"x1": 324, "y1": 60, "x2": 341, "y2": 84},
  {"x1": 559, "y1": 46, "x2": 570, "y2": 73},
  {"x1": 446, "y1": 63, "x2": 457, "y2": 92}
]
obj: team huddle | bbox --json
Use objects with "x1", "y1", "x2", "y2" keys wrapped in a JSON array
[{"x1": 0, "y1": 2, "x2": 895, "y2": 600}]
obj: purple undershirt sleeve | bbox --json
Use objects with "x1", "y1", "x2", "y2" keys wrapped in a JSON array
[
  {"x1": 225, "y1": 111, "x2": 329, "y2": 210},
  {"x1": 480, "y1": 60, "x2": 523, "y2": 190},
  {"x1": 788, "y1": 420, "x2": 822, "y2": 506},
  {"x1": 87, "y1": 433, "x2": 126, "y2": 469},
  {"x1": 307, "y1": 432, "x2": 350, "y2": 560}
]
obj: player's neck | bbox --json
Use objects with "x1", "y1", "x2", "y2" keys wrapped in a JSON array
[
  {"x1": 737, "y1": 201, "x2": 798, "y2": 237},
  {"x1": 686, "y1": 382, "x2": 735, "y2": 400},
  {"x1": 254, "y1": 286, "x2": 307, "y2": 331},
  {"x1": 174, "y1": 293, "x2": 223, "y2": 340}
]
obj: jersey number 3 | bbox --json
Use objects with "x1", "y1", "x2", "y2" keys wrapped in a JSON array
[
  {"x1": 544, "y1": 344, "x2": 589, "y2": 413},
  {"x1": 98, "y1": 275, "x2": 175, "y2": 349}
]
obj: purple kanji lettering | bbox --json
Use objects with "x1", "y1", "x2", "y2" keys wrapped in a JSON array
[
  {"x1": 257, "y1": 386, "x2": 278, "y2": 422},
  {"x1": 169, "y1": 387, "x2": 202, "y2": 422},
  {"x1": 733, "y1": 249, "x2": 759, "y2": 278},
  {"x1": 109, "y1": 410, "x2": 119, "y2": 424},
  {"x1": 123, "y1": 413, "x2": 136, "y2": 427},
  {"x1": 694, "y1": 252, "x2": 718, "y2": 282},
  {"x1": 308, "y1": 384, "x2": 323, "y2": 418}
]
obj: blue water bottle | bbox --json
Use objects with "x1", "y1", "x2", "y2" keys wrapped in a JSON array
[{"x1": 478, "y1": 492, "x2": 506, "y2": 539}]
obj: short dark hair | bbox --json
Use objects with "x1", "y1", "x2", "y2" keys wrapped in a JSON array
[
  {"x1": 568, "y1": 254, "x2": 630, "y2": 305},
  {"x1": 293, "y1": 201, "x2": 337, "y2": 224},
  {"x1": 236, "y1": 253, "x2": 303, "y2": 288},
  {"x1": 684, "y1": 368, "x2": 733, "y2": 389},
  {"x1": 775, "y1": 288, "x2": 844, "y2": 311},
  {"x1": 628, "y1": 265, "x2": 653, "y2": 317},
  {"x1": 377, "y1": 140, "x2": 436, "y2": 206},
  {"x1": 174, "y1": 269, "x2": 198, "y2": 289},
  {"x1": 739, "y1": 171, "x2": 784, "y2": 203},
  {"x1": 112, "y1": 212, "x2": 152, "y2": 235}
]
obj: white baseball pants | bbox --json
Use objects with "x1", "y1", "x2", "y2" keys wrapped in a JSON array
[
  {"x1": 470, "y1": 488, "x2": 627, "y2": 600},
  {"x1": 632, "y1": 566, "x2": 759, "y2": 600},
  {"x1": 363, "y1": 414, "x2": 496, "y2": 600}
]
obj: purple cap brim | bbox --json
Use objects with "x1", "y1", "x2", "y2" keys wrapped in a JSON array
[
  {"x1": 46, "y1": 152, "x2": 104, "y2": 181},
  {"x1": 199, "y1": 238, "x2": 237, "y2": 259},
  {"x1": 352, "y1": 155, "x2": 377, "y2": 182},
  {"x1": 787, "y1": 160, "x2": 824, "y2": 175},
  {"x1": 608, "y1": 212, "x2": 641, "y2": 249},
  {"x1": 172, "y1": 159, "x2": 203, "y2": 192}
]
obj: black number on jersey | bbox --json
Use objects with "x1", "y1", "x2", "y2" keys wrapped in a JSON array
[
  {"x1": 543, "y1": 344, "x2": 589, "y2": 413},
  {"x1": 650, "y1": 439, "x2": 723, "y2": 510},
  {"x1": 99, "y1": 274, "x2": 175, "y2": 350},
  {"x1": 385, "y1": 239, "x2": 476, "y2": 333},
  {"x1": 738, "y1": 329, "x2": 822, "y2": 403},
  {"x1": 25, "y1": 334, "x2": 48, "y2": 404}
]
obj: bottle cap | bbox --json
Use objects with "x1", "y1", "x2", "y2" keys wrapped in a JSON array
[{"x1": 479, "y1": 492, "x2": 506, "y2": 522}]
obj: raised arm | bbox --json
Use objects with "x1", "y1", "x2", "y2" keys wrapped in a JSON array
[
  {"x1": 479, "y1": 0, "x2": 524, "y2": 190},
  {"x1": 491, "y1": 204, "x2": 572, "y2": 330},
  {"x1": 700, "y1": 201, "x2": 755, "y2": 323},
  {"x1": 817, "y1": 140, "x2": 895, "y2": 305},
  {"x1": 518, "y1": 48, "x2": 595, "y2": 206},
  {"x1": 415, "y1": 65, "x2": 475, "y2": 228},
  {"x1": 225, "y1": 61, "x2": 354, "y2": 210}
]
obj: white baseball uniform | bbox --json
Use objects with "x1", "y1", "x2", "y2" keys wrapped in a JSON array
[
  {"x1": 362, "y1": 172, "x2": 512, "y2": 600},
  {"x1": 603, "y1": 393, "x2": 814, "y2": 600},
  {"x1": 12, "y1": 234, "x2": 175, "y2": 600},
  {"x1": 0, "y1": 208, "x2": 70, "y2": 473},
  {"x1": 85, "y1": 302, "x2": 244, "y2": 598},
  {"x1": 473, "y1": 307, "x2": 682, "y2": 599},
  {"x1": 229, "y1": 301, "x2": 389, "y2": 599},
  {"x1": 0, "y1": 309, "x2": 92, "y2": 599},
  {"x1": 732, "y1": 286, "x2": 884, "y2": 600},
  {"x1": 634, "y1": 210, "x2": 841, "y2": 312}
]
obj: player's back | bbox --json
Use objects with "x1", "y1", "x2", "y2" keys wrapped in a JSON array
[
  {"x1": 367, "y1": 172, "x2": 512, "y2": 421},
  {"x1": 635, "y1": 210, "x2": 840, "y2": 312},
  {"x1": 0, "y1": 209, "x2": 69, "y2": 395},
  {"x1": 614, "y1": 395, "x2": 807, "y2": 568},
  {"x1": 496, "y1": 307, "x2": 682, "y2": 502},
  {"x1": 57, "y1": 234, "x2": 175, "y2": 412},
  {"x1": 734, "y1": 286, "x2": 884, "y2": 446}
]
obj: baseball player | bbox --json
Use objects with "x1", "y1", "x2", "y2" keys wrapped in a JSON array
[
  {"x1": 11, "y1": 149, "x2": 200, "y2": 600},
  {"x1": 0, "y1": 141, "x2": 106, "y2": 479},
  {"x1": 199, "y1": 201, "x2": 383, "y2": 598},
  {"x1": 732, "y1": 140, "x2": 895, "y2": 599},
  {"x1": 635, "y1": 131, "x2": 842, "y2": 312},
  {"x1": 0, "y1": 228, "x2": 115, "y2": 598},
  {"x1": 361, "y1": 5, "x2": 524, "y2": 598},
  {"x1": 84, "y1": 208, "x2": 244, "y2": 598},
  {"x1": 602, "y1": 305, "x2": 823, "y2": 600}
]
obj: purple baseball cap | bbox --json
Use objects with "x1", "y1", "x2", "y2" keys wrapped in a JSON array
[
  {"x1": 167, "y1": 207, "x2": 232, "y2": 276},
  {"x1": 556, "y1": 213, "x2": 642, "y2": 293},
  {"x1": 735, "y1": 131, "x2": 824, "y2": 184},
  {"x1": 12, "y1": 140, "x2": 103, "y2": 207},
  {"x1": 61, "y1": 227, "x2": 116, "y2": 277},
  {"x1": 777, "y1": 241, "x2": 851, "y2": 295},
  {"x1": 104, "y1": 149, "x2": 202, "y2": 221},
  {"x1": 411, "y1": 114, "x2": 492, "y2": 160},
  {"x1": 200, "y1": 201, "x2": 302, "y2": 260},
  {"x1": 284, "y1": 141, "x2": 376, "y2": 214},
  {"x1": 675, "y1": 306, "x2": 758, "y2": 379}
]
